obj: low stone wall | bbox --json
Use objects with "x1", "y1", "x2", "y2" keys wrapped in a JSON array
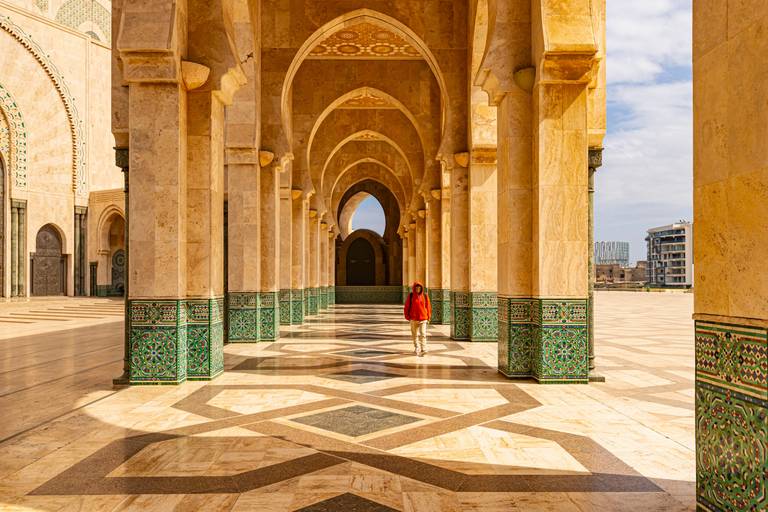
[{"x1": 335, "y1": 286, "x2": 402, "y2": 304}]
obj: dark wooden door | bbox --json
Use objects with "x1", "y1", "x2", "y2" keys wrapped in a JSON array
[
  {"x1": 346, "y1": 238, "x2": 375, "y2": 286},
  {"x1": 111, "y1": 249, "x2": 125, "y2": 295},
  {"x1": 32, "y1": 225, "x2": 65, "y2": 296}
]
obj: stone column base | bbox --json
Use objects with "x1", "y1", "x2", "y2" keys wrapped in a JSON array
[
  {"x1": 428, "y1": 288, "x2": 451, "y2": 325},
  {"x1": 328, "y1": 286, "x2": 335, "y2": 305},
  {"x1": 498, "y1": 298, "x2": 589, "y2": 383},
  {"x1": 307, "y1": 287, "x2": 319, "y2": 315},
  {"x1": 291, "y1": 289, "x2": 305, "y2": 324},
  {"x1": 279, "y1": 289, "x2": 292, "y2": 325},
  {"x1": 258, "y1": 291, "x2": 280, "y2": 341},
  {"x1": 319, "y1": 286, "x2": 329, "y2": 310},
  {"x1": 186, "y1": 298, "x2": 225, "y2": 380},
  {"x1": 694, "y1": 319, "x2": 767, "y2": 512},
  {"x1": 128, "y1": 300, "x2": 188, "y2": 385},
  {"x1": 402, "y1": 286, "x2": 411, "y2": 304},
  {"x1": 451, "y1": 292, "x2": 497, "y2": 341},
  {"x1": 227, "y1": 292, "x2": 259, "y2": 342}
]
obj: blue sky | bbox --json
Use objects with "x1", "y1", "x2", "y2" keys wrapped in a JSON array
[
  {"x1": 351, "y1": 195, "x2": 386, "y2": 235},
  {"x1": 353, "y1": 0, "x2": 692, "y2": 263}
]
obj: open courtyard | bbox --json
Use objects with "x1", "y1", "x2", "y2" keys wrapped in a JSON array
[{"x1": 0, "y1": 292, "x2": 696, "y2": 511}]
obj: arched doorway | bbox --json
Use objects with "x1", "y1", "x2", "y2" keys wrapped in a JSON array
[
  {"x1": 95, "y1": 209, "x2": 125, "y2": 296},
  {"x1": 31, "y1": 224, "x2": 65, "y2": 296},
  {"x1": 346, "y1": 237, "x2": 376, "y2": 285}
]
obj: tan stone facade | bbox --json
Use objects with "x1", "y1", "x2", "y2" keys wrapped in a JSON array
[{"x1": 0, "y1": 0, "x2": 123, "y2": 299}]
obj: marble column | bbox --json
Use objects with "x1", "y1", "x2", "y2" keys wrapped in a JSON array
[
  {"x1": 258, "y1": 163, "x2": 280, "y2": 340},
  {"x1": 307, "y1": 210, "x2": 319, "y2": 316},
  {"x1": 10, "y1": 199, "x2": 26, "y2": 297},
  {"x1": 319, "y1": 220, "x2": 329, "y2": 310},
  {"x1": 407, "y1": 221, "x2": 417, "y2": 287},
  {"x1": 588, "y1": 148, "x2": 603, "y2": 375},
  {"x1": 113, "y1": 150, "x2": 130, "y2": 385},
  {"x1": 290, "y1": 190, "x2": 307, "y2": 324},
  {"x1": 468, "y1": 149, "x2": 499, "y2": 341},
  {"x1": 496, "y1": 88, "x2": 534, "y2": 379},
  {"x1": 415, "y1": 211, "x2": 427, "y2": 284},
  {"x1": 185, "y1": 89, "x2": 226, "y2": 379},
  {"x1": 125, "y1": 81, "x2": 189, "y2": 385},
  {"x1": 74, "y1": 207, "x2": 87, "y2": 296},
  {"x1": 401, "y1": 233, "x2": 410, "y2": 302},
  {"x1": 426, "y1": 192, "x2": 449, "y2": 324},
  {"x1": 327, "y1": 230, "x2": 336, "y2": 305},
  {"x1": 450, "y1": 163, "x2": 470, "y2": 340},
  {"x1": 278, "y1": 187, "x2": 293, "y2": 324},
  {"x1": 496, "y1": 79, "x2": 590, "y2": 383},
  {"x1": 226, "y1": 150, "x2": 261, "y2": 342},
  {"x1": 693, "y1": 5, "x2": 767, "y2": 509}
]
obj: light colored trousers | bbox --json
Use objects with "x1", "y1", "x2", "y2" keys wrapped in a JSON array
[{"x1": 410, "y1": 320, "x2": 429, "y2": 351}]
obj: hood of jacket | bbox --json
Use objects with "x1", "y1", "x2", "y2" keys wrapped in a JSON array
[{"x1": 411, "y1": 281, "x2": 425, "y2": 294}]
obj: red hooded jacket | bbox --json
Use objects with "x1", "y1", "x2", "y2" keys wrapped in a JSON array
[{"x1": 404, "y1": 281, "x2": 432, "y2": 321}]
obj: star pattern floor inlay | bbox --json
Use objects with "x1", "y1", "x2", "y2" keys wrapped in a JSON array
[{"x1": 0, "y1": 293, "x2": 696, "y2": 511}]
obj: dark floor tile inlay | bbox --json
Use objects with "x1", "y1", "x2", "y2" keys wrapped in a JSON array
[
  {"x1": 295, "y1": 492, "x2": 399, "y2": 512},
  {"x1": 326, "y1": 369, "x2": 401, "y2": 384},
  {"x1": 335, "y1": 349, "x2": 397, "y2": 358},
  {"x1": 291, "y1": 405, "x2": 420, "y2": 437}
]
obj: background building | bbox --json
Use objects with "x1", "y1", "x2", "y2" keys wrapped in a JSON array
[
  {"x1": 595, "y1": 261, "x2": 647, "y2": 286},
  {"x1": 0, "y1": 0, "x2": 123, "y2": 299},
  {"x1": 645, "y1": 221, "x2": 693, "y2": 288},
  {"x1": 594, "y1": 241, "x2": 630, "y2": 266}
]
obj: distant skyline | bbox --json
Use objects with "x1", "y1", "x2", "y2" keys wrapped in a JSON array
[{"x1": 352, "y1": 0, "x2": 693, "y2": 264}]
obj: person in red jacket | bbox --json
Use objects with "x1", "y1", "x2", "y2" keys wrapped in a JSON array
[{"x1": 404, "y1": 281, "x2": 432, "y2": 356}]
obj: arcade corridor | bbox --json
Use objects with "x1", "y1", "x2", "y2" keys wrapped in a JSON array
[{"x1": 0, "y1": 293, "x2": 695, "y2": 511}]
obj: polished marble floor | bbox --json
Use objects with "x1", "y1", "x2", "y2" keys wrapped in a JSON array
[{"x1": 0, "y1": 292, "x2": 695, "y2": 511}]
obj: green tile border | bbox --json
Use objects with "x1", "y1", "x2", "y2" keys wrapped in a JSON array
[
  {"x1": 498, "y1": 297, "x2": 589, "y2": 383},
  {"x1": 279, "y1": 289, "x2": 292, "y2": 325},
  {"x1": 185, "y1": 297, "x2": 224, "y2": 380},
  {"x1": 335, "y1": 286, "x2": 402, "y2": 304},
  {"x1": 291, "y1": 288, "x2": 305, "y2": 325},
  {"x1": 227, "y1": 292, "x2": 259, "y2": 342},
  {"x1": 695, "y1": 320, "x2": 767, "y2": 512},
  {"x1": 429, "y1": 288, "x2": 451, "y2": 325},
  {"x1": 258, "y1": 291, "x2": 280, "y2": 341},
  {"x1": 128, "y1": 300, "x2": 187, "y2": 384}
]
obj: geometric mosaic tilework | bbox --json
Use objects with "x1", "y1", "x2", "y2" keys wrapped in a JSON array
[
  {"x1": 128, "y1": 300, "x2": 187, "y2": 385},
  {"x1": 468, "y1": 292, "x2": 498, "y2": 342},
  {"x1": 258, "y1": 291, "x2": 280, "y2": 341},
  {"x1": 307, "y1": 287, "x2": 319, "y2": 316},
  {"x1": 498, "y1": 297, "x2": 589, "y2": 383},
  {"x1": 0, "y1": 83, "x2": 27, "y2": 189},
  {"x1": 319, "y1": 286, "x2": 329, "y2": 310},
  {"x1": 328, "y1": 286, "x2": 336, "y2": 306},
  {"x1": 185, "y1": 297, "x2": 224, "y2": 381},
  {"x1": 451, "y1": 291, "x2": 470, "y2": 340},
  {"x1": 428, "y1": 288, "x2": 451, "y2": 325},
  {"x1": 54, "y1": 0, "x2": 112, "y2": 43},
  {"x1": 227, "y1": 292, "x2": 259, "y2": 342},
  {"x1": 695, "y1": 321, "x2": 767, "y2": 512},
  {"x1": 292, "y1": 289, "x2": 305, "y2": 325},
  {"x1": 279, "y1": 289, "x2": 292, "y2": 325}
]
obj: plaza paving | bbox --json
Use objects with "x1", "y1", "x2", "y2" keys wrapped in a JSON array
[{"x1": 0, "y1": 291, "x2": 695, "y2": 511}]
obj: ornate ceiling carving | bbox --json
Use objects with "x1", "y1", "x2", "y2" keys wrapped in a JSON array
[
  {"x1": 308, "y1": 22, "x2": 421, "y2": 60},
  {"x1": 338, "y1": 88, "x2": 397, "y2": 109}
]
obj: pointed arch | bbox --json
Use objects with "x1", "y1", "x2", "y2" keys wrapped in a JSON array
[
  {"x1": 320, "y1": 130, "x2": 413, "y2": 195},
  {"x1": 0, "y1": 82, "x2": 27, "y2": 191},
  {"x1": 306, "y1": 86, "x2": 427, "y2": 174},
  {"x1": 281, "y1": 9, "x2": 449, "y2": 150}
]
